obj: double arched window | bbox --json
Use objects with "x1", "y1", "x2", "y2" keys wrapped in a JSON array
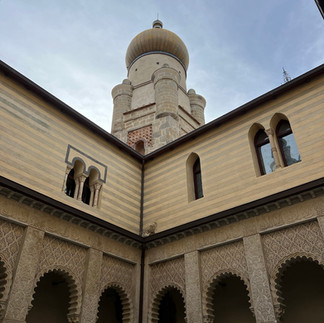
[
  {"x1": 63, "y1": 160, "x2": 102, "y2": 207},
  {"x1": 253, "y1": 117, "x2": 300, "y2": 176}
]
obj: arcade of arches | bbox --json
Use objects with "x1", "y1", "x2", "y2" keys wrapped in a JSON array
[
  {"x1": 1, "y1": 216, "x2": 324, "y2": 322},
  {"x1": 16, "y1": 257, "x2": 324, "y2": 323}
]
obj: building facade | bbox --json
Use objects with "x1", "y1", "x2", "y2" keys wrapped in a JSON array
[{"x1": 0, "y1": 21, "x2": 324, "y2": 323}]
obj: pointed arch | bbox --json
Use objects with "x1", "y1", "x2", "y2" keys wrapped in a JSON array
[
  {"x1": 270, "y1": 113, "x2": 301, "y2": 167},
  {"x1": 28, "y1": 267, "x2": 82, "y2": 323},
  {"x1": 150, "y1": 284, "x2": 187, "y2": 323},
  {"x1": 203, "y1": 270, "x2": 254, "y2": 322},
  {"x1": 249, "y1": 123, "x2": 274, "y2": 176},
  {"x1": 97, "y1": 283, "x2": 133, "y2": 323},
  {"x1": 64, "y1": 158, "x2": 86, "y2": 199},
  {"x1": 186, "y1": 152, "x2": 203, "y2": 201}
]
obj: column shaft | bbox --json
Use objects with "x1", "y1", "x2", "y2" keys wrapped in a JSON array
[
  {"x1": 4, "y1": 226, "x2": 44, "y2": 322},
  {"x1": 184, "y1": 251, "x2": 203, "y2": 323},
  {"x1": 243, "y1": 234, "x2": 277, "y2": 323}
]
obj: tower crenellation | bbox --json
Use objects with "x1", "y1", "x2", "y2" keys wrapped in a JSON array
[{"x1": 111, "y1": 20, "x2": 206, "y2": 154}]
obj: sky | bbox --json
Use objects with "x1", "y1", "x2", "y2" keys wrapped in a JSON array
[{"x1": 0, "y1": 0, "x2": 323, "y2": 132}]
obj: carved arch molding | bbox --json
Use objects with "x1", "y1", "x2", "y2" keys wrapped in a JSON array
[
  {"x1": 262, "y1": 220, "x2": 324, "y2": 319},
  {"x1": 200, "y1": 240, "x2": 253, "y2": 322}
]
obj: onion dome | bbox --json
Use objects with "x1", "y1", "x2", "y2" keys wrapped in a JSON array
[{"x1": 125, "y1": 20, "x2": 189, "y2": 70}]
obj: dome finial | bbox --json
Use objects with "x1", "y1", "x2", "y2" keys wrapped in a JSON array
[{"x1": 153, "y1": 19, "x2": 163, "y2": 29}]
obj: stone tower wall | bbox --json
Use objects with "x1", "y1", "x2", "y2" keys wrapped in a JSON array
[
  {"x1": 188, "y1": 89, "x2": 206, "y2": 125},
  {"x1": 152, "y1": 64, "x2": 181, "y2": 120},
  {"x1": 111, "y1": 80, "x2": 133, "y2": 138}
]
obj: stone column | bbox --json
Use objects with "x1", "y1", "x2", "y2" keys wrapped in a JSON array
[
  {"x1": 76, "y1": 175, "x2": 87, "y2": 201},
  {"x1": 317, "y1": 216, "x2": 324, "y2": 238},
  {"x1": 243, "y1": 234, "x2": 277, "y2": 323},
  {"x1": 265, "y1": 128, "x2": 281, "y2": 170},
  {"x1": 3, "y1": 226, "x2": 44, "y2": 322},
  {"x1": 92, "y1": 183, "x2": 102, "y2": 207},
  {"x1": 184, "y1": 251, "x2": 203, "y2": 323},
  {"x1": 142, "y1": 260, "x2": 150, "y2": 323},
  {"x1": 80, "y1": 248, "x2": 103, "y2": 323},
  {"x1": 62, "y1": 165, "x2": 72, "y2": 192}
]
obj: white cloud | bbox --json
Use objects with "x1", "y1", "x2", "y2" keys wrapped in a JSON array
[{"x1": 0, "y1": 0, "x2": 322, "y2": 132}]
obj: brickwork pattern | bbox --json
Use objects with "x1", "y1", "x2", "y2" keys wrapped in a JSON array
[{"x1": 128, "y1": 125, "x2": 153, "y2": 147}]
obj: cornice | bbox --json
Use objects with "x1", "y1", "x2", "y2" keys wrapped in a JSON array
[{"x1": 1, "y1": 176, "x2": 324, "y2": 249}]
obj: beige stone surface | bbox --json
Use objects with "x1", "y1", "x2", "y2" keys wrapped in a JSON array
[
  {"x1": 184, "y1": 251, "x2": 203, "y2": 323},
  {"x1": 244, "y1": 234, "x2": 276, "y2": 323},
  {"x1": 4, "y1": 227, "x2": 44, "y2": 321}
]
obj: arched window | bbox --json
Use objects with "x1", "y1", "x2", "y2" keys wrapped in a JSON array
[
  {"x1": 82, "y1": 177, "x2": 91, "y2": 205},
  {"x1": 193, "y1": 157, "x2": 203, "y2": 199},
  {"x1": 276, "y1": 120, "x2": 301, "y2": 166},
  {"x1": 186, "y1": 153, "x2": 204, "y2": 201},
  {"x1": 135, "y1": 140, "x2": 145, "y2": 155},
  {"x1": 255, "y1": 130, "x2": 275, "y2": 175},
  {"x1": 65, "y1": 168, "x2": 76, "y2": 198}
]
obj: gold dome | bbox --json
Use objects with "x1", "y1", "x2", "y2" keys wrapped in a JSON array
[{"x1": 126, "y1": 20, "x2": 189, "y2": 70}]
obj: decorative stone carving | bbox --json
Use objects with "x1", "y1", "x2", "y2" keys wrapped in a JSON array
[
  {"x1": 149, "y1": 256, "x2": 186, "y2": 323},
  {"x1": 243, "y1": 234, "x2": 276, "y2": 322},
  {"x1": 262, "y1": 221, "x2": 324, "y2": 277},
  {"x1": 149, "y1": 284, "x2": 187, "y2": 323},
  {"x1": 150, "y1": 256, "x2": 185, "y2": 298},
  {"x1": 142, "y1": 222, "x2": 157, "y2": 237},
  {"x1": 31, "y1": 235, "x2": 88, "y2": 322},
  {"x1": 4, "y1": 227, "x2": 44, "y2": 322},
  {"x1": 200, "y1": 240, "x2": 252, "y2": 322},
  {"x1": 262, "y1": 220, "x2": 324, "y2": 319},
  {"x1": 80, "y1": 249, "x2": 103, "y2": 323},
  {"x1": 37, "y1": 235, "x2": 87, "y2": 284},
  {"x1": 184, "y1": 251, "x2": 203, "y2": 323},
  {"x1": 0, "y1": 219, "x2": 24, "y2": 302},
  {"x1": 99, "y1": 254, "x2": 135, "y2": 323},
  {"x1": 200, "y1": 240, "x2": 248, "y2": 286}
]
